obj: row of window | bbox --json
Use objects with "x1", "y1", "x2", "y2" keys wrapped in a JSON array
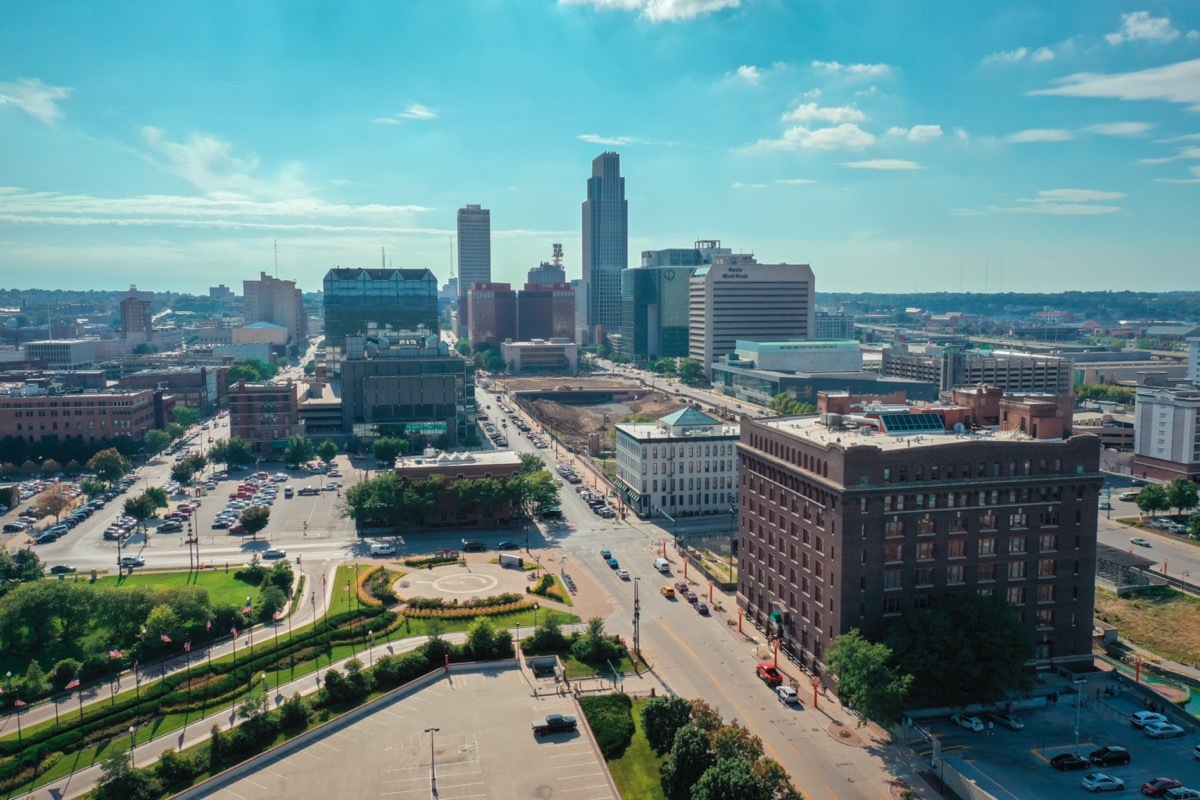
[
  {"x1": 644, "y1": 459, "x2": 733, "y2": 475},
  {"x1": 643, "y1": 442, "x2": 736, "y2": 459},
  {"x1": 882, "y1": 511, "x2": 1070, "y2": 536},
  {"x1": 883, "y1": 534, "x2": 1063, "y2": 561},
  {"x1": 642, "y1": 476, "x2": 733, "y2": 493},
  {"x1": 878, "y1": 484, "x2": 1086, "y2": 511},
  {"x1": 881, "y1": 558, "x2": 1064, "y2": 588},
  {"x1": 881, "y1": 457, "x2": 1075, "y2": 483}
]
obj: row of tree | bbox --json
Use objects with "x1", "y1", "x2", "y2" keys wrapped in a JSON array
[
  {"x1": 282, "y1": 435, "x2": 339, "y2": 468},
  {"x1": 1135, "y1": 478, "x2": 1199, "y2": 518},
  {"x1": 768, "y1": 393, "x2": 816, "y2": 416}
]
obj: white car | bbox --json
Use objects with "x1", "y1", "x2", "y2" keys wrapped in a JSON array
[
  {"x1": 1131, "y1": 710, "x2": 1168, "y2": 728},
  {"x1": 777, "y1": 685, "x2": 799, "y2": 705},
  {"x1": 951, "y1": 713, "x2": 985, "y2": 732},
  {"x1": 615, "y1": 568, "x2": 630, "y2": 580},
  {"x1": 1144, "y1": 721, "x2": 1186, "y2": 739},
  {"x1": 1130, "y1": 537, "x2": 1152, "y2": 547},
  {"x1": 1081, "y1": 773, "x2": 1124, "y2": 793}
]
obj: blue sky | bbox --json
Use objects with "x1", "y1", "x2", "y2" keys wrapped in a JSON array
[{"x1": 1, "y1": 1, "x2": 1198, "y2": 296}]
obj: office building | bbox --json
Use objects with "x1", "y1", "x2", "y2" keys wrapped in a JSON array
[
  {"x1": 323, "y1": 268, "x2": 439, "y2": 374},
  {"x1": 0, "y1": 387, "x2": 161, "y2": 447},
  {"x1": 392, "y1": 450, "x2": 523, "y2": 527},
  {"x1": 228, "y1": 379, "x2": 305, "y2": 457},
  {"x1": 617, "y1": 266, "x2": 696, "y2": 363},
  {"x1": 243, "y1": 272, "x2": 308, "y2": 353},
  {"x1": 25, "y1": 339, "x2": 97, "y2": 370},
  {"x1": 641, "y1": 240, "x2": 736, "y2": 268},
  {"x1": 467, "y1": 282, "x2": 518, "y2": 348},
  {"x1": 517, "y1": 282, "x2": 575, "y2": 342},
  {"x1": 500, "y1": 339, "x2": 578, "y2": 375},
  {"x1": 340, "y1": 334, "x2": 475, "y2": 446},
  {"x1": 209, "y1": 285, "x2": 235, "y2": 303},
  {"x1": 117, "y1": 367, "x2": 220, "y2": 413},
  {"x1": 528, "y1": 244, "x2": 567, "y2": 285},
  {"x1": 813, "y1": 311, "x2": 856, "y2": 342},
  {"x1": 737, "y1": 404, "x2": 1102, "y2": 676},
  {"x1": 688, "y1": 259, "x2": 815, "y2": 376},
  {"x1": 1133, "y1": 382, "x2": 1200, "y2": 482},
  {"x1": 615, "y1": 407, "x2": 740, "y2": 519},
  {"x1": 581, "y1": 152, "x2": 628, "y2": 338},
  {"x1": 571, "y1": 279, "x2": 589, "y2": 346},
  {"x1": 457, "y1": 204, "x2": 491, "y2": 334},
  {"x1": 881, "y1": 344, "x2": 1074, "y2": 394},
  {"x1": 119, "y1": 285, "x2": 153, "y2": 338}
]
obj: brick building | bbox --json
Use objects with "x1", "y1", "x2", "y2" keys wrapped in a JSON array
[
  {"x1": 228, "y1": 379, "x2": 304, "y2": 457},
  {"x1": 467, "y1": 282, "x2": 517, "y2": 348},
  {"x1": 393, "y1": 450, "x2": 522, "y2": 527},
  {"x1": 0, "y1": 387, "x2": 161, "y2": 447},
  {"x1": 736, "y1": 407, "x2": 1102, "y2": 679}
]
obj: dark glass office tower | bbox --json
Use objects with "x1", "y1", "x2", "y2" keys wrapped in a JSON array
[
  {"x1": 581, "y1": 152, "x2": 628, "y2": 339},
  {"x1": 323, "y1": 268, "x2": 439, "y2": 374}
]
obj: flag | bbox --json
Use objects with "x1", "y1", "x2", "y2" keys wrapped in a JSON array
[
  {"x1": 65, "y1": 674, "x2": 81, "y2": 691},
  {"x1": 132, "y1": 660, "x2": 139, "y2": 676},
  {"x1": 184, "y1": 640, "x2": 192, "y2": 653},
  {"x1": 231, "y1": 625, "x2": 238, "y2": 638},
  {"x1": 205, "y1": 619, "x2": 212, "y2": 633},
  {"x1": 108, "y1": 648, "x2": 123, "y2": 659},
  {"x1": 273, "y1": 609, "x2": 284, "y2": 621},
  {"x1": 310, "y1": 591, "x2": 315, "y2": 609},
  {"x1": 322, "y1": 574, "x2": 326, "y2": 586},
  {"x1": 160, "y1": 631, "x2": 172, "y2": 644},
  {"x1": 14, "y1": 699, "x2": 26, "y2": 708},
  {"x1": 242, "y1": 600, "x2": 253, "y2": 614},
  {"x1": 344, "y1": 582, "x2": 350, "y2": 592}
]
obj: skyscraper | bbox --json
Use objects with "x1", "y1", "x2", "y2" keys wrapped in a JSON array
[
  {"x1": 243, "y1": 272, "x2": 308, "y2": 354},
  {"x1": 119, "y1": 285, "x2": 153, "y2": 339},
  {"x1": 322, "y1": 268, "x2": 439, "y2": 374},
  {"x1": 581, "y1": 152, "x2": 628, "y2": 339},
  {"x1": 457, "y1": 204, "x2": 491, "y2": 334}
]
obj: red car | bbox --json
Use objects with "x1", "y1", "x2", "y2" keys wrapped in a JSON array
[
  {"x1": 1142, "y1": 778, "x2": 1183, "y2": 797},
  {"x1": 756, "y1": 663, "x2": 783, "y2": 686}
]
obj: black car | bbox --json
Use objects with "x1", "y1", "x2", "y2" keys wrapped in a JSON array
[
  {"x1": 496, "y1": 540, "x2": 519, "y2": 549},
  {"x1": 1050, "y1": 753, "x2": 1090, "y2": 771},
  {"x1": 1089, "y1": 746, "x2": 1131, "y2": 767},
  {"x1": 49, "y1": 564, "x2": 77, "y2": 574},
  {"x1": 462, "y1": 540, "x2": 487, "y2": 552}
]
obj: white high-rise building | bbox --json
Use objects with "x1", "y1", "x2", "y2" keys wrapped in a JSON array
[{"x1": 457, "y1": 204, "x2": 491, "y2": 335}]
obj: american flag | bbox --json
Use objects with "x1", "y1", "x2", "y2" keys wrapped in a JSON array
[
  {"x1": 184, "y1": 640, "x2": 191, "y2": 653},
  {"x1": 242, "y1": 600, "x2": 253, "y2": 614},
  {"x1": 14, "y1": 699, "x2": 26, "y2": 708},
  {"x1": 344, "y1": 582, "x2": 350, "y2": 592},
  {"x1": 108, "y1": 648, "x2": 123, "y2": 659},
  {"x1": 160, "y1": 631, "x2": 172, "y2": 644},
  {"x1": 273, "y1": 609, "x2": 284, "y2": 621},
  {"x1": 64, "y1": 674, "x2": 81, "y2": 691},
  {"x1": 231, "y1": 625, "x2": 238, "y2": 638},
  {"x1": 205, "y1": 619, "x2": 212, "y2": 632}
]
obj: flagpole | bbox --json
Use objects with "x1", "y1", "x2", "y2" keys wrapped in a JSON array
[
  {"x1": 53, "y1": 694, "x2": 59, "y2": 726},
  {"x1": 77, "y1": 688, "x2": 83, "y2": 720},
  {"x1": 273, "y1": 618, "x2": 280, "y2": 697},
  {"x1": 14, "y1": 703, "x2": 21, "y2": 742}
]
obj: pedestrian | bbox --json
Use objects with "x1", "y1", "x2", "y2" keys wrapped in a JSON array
[{"x1": 987, "y1": 720, "x2": 994, "y2": 736}]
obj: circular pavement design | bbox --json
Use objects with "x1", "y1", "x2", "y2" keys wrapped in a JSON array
[{"x1": 396, "y1": 560, "x2": 537, "y2": 601}]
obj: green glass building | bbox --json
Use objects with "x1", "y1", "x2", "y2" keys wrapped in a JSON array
[
  {"x1": 617, "y1": 266, "x2": 696, "y2": 363},
  {"x1": 323, "y1": 268, "x2": 439, "y2": 373}
]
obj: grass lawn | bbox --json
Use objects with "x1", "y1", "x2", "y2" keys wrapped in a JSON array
[
  {"x1": 605, "y1": 696, "x2": 667, "y2": 800},
  {"x1": 1095, "y1": 586, "x2": 1200, "y2": 665},
  {"x1": 89, "y1": 567, "x2": 265, "y2": 609},
  {"x1": 561, "y1": 652, "x2": 645, "y2": 679}
]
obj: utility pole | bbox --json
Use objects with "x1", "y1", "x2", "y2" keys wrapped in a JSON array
[
  {"x1": 425, "y1": 726, "x2": 440, "y2": 794},
  {"x1": 632, "y1": 578, "x2": 641, "y2": 673}
]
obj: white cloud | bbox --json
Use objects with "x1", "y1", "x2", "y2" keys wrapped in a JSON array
[
  {"x1": 982, "y1": 47, "x2": 1028, "y2": 65},
  {"x1": 774, "y1": 178, "x2": 816, "y2": 185},
  {"x1": 1106, "y1": 11, "x2": 1180, "y2": 44},
  {"x1": 1027, "y1": 189, "x2": 1126, "y2": 203},
  {"x1": 1006, "y1": 128, "x2": 1075, "y2": 143},
  {"x1": 750, "y1": 123, "x2": 875, "y2": 151},
  {"x1": 800, "y1": 88, "x2": 822, "y2": 100},
  {"x1": 1155, "y1": 165, "x2": 1200, "y2": 183},
  {"x1": 1031, "y1": 47, "x2": 1056, "y2": 62},
  {"x1": 890, "y1": 124, "x2": 944, "y2": 142},
  {"x1": 1030, "y1": 59, "x2": 1200, "y2": 110},
  {"x1": 578, "y1": 133, "x2": 641, "y2": 146},
  {"x1": 373, "y1": 103, "x2": 439, "y2": 124},
  {"x1": 954, "y1": 127, "x2": 970, "y2": 141},
  {"x1": 1084, "y1": 121, "x2": 1155, "y2": 137},
  {"x1": 0, "y1": 77, "x2": 71, "y2": 125},
  {"x1": 731, "y1": 181, "x2": 768, "y2": 189},
  {"x1": 730, "y1": 65, "x2": 761, "y2": 85},
  {"x1": 782, "y1": 102, "x2": 865, "y2": 124},
  {"x1": 559, "y1": 0, "x2": 741, "y2": 22},
  {"x1": 840, "y1": 159, "x2": 920, "y2": 170},
  {"x1": 140, "y1": 126, "x2": 310, "y2": 198},
  {"x1": 1155, "y1": 132, "x2": 1200, "y2": 143},
  {"x1": 1189, "y1": 30, "x2": 1200, "y2": 41},
  {"x1": 811, "y1": 60, "x2": 892, "y2": 78}
]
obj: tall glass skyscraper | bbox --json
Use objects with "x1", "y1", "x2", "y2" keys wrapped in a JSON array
[
  {"x1": 323, "y1": 267, "x2": 439, "y2": 373},
  {"x1": 581, "y1": 152, "x2": 628, "y2": 338},
  {"x1": 456, "y1": 204, "x2": 491, "y2": 335}
]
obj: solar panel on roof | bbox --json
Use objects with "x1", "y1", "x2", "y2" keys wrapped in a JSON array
[{"x1": 878, "y1": 413, "x2": 946, "y2": 433}]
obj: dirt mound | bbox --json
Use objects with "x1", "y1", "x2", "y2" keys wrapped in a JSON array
[{"x1": 523, "y1": 391, "x2": 688, "y2": 445}]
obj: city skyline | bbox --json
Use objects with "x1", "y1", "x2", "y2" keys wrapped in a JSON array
[{"x1": 2, "y1": 1, "x2": 1199, "y2": 294}]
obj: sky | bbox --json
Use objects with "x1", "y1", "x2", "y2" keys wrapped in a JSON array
[{"x1": 1, "y1": 0, "x2": 1199, "y2": 297}]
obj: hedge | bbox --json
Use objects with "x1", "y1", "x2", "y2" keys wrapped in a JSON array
[{"x1": 578, "y1": 693, "x2": 635, "y2": 759}]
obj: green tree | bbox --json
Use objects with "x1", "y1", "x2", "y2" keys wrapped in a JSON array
[
  {"x1": 373, "y1": 436, "x2": 406, "y2": 465},
  {"x1": 1136, "y1": 483, "x2": 1169, "y2": 517},
  {"x1": 170, "y1": 460, "x2": 196, "y2": 485},
  {"x1": 165, "y1": 422, "x2": 186, "y2": 441},
  {"x1": 257, "y1": 585, "x2": 287, "y2": 621},
  {"x1": 144, "y1": 429, "x2": 172, "y2": 455},
  {"x1": 171, "y1": 406, "x2": 200, "y2": 427},
  {"x1": 63, "y1": 459, "x2": 84, "y2": 475},
  {"x1": 711, "y1": 721, "x2": 764, "y2": 764},
  {"x1": 454, "y1": 339, "x2": 471, "y2": 356},
  {"x1": 769, "y1": 393, "x2": 815, "y2": 416},
  {"x1": 641, "y1": 695, "x2": 694, "y2": 754},
  {"x1": 88, "y1": 447, "x2": 131, "y2": 485},
  {"x1": 317, "y1": 439, "x2": 339, "y2": 464},
  {"x1": 689, "y1": 698, "x2": 724, "y2": 732},
  {"x1": 284, "y1": 435, "x2": 315, "y2": 467},
  {"x1": 143, "y1": 604, "x2": 180, "y2": 648},
  {"x1": 678, "y1": 358, "x2": 704, "y2": 385},
  {"x1": 22, "y1": 658, "x2": 49, "y2": 695},
  {"x1": 519, "y1": 452, "x2": 545, "y2": 474},
  {"x1": 240, "y1": 505, "x2": 271, "y2": 540},
  {"x1": 80, "y1": 475, "x2": 107, "y2": 498},
  {"x1": 124, "y1": 493, "x2": 160, "y2": 530},
  {"x1": 660, "y1": 725, "x2": 714, "y2": 800},
  {"x1": 210, "y1": 436, "x2": 253, "y2": 468},
  {"x1": 571, "y1": 617, "x2": 621, "y2": 664},
  {"x1": 1188, "y1": 512, "x2": 1200, "y2": 540},
  {"x1": 466, "y1": 617, "x2": 500, "y2": 659},
  {"x1": 92, "y1": 752, "x2": 162, "y2": 800},
  {"x1": 826, "y1": 629, "x2": 913, "y2": 725},
  {"x1": 145, "y1": 486, "x2": 169, "y2": 508},
  {"x1": 1165, "y1": 477, "x2": 1199, "y2": 517},
  {"x1": 506, "y1": 469, "x2": 559, "y2": 520},
  {"x1": 691, "y1": 758, "x2": 767, "y2": 800},
  {"x1": 303, "y1": 360, "x2": 316, "y2": 376},
  {"x1": 886, "y1": 592, "x2": 1032, "y2": 706}
]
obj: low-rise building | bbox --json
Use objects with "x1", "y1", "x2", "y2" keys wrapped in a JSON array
[
  {"x1": 25, "y1": 339, "x2": 98, "y2": 370},
  {"x1": 0, "y1": 386, "x2": 161, "y2": 448},
  {"x1": 228, "y1": 379, "x2": 304, "y2": 458},
  {"x1": 499, "y1": 339, "x2": 578, "y2": 375},
  {"x1": 393, "y1": 449, "x2": 523, "y2": 527},
  {"x1": 615, "y1": 407, "x2": 740, "y2": 519}
]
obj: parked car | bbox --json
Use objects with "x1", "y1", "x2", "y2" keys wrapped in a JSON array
[
  {"x1": 462, "y1": 540, "x2": 487, "y2": 552},
  {"x1": 119, "y1": 555, "x2": 145, "y2": 567},
  {"x1": 616, "y1": 568, "x2": 630, "y2": 580},
  {"x1": 48, "y1": 564, "x2": 77, "y2": 574},
  {"x1": 660, "y1": 586, "x2": 675, "y2": 599},
  {"x1": 1131, "y1": 711, "x2": 1169, "y2": 728},
  {"x1": 777, "y1": 685, "x2": 799, "y2": 705},
  {"x1": 1089, "y1": 746, "x2": 1131, "y2": 767},
  {"x1": 496, "y1": 540, "x2": 518, "y2": 549},
  {"x1": 1082, "y1": 773, "x2": 1125, "y2": 793},
  {"x1": 987, "y1": 712, "x2": 1025, "y2": 730},
  {"x1": 1144, "y1": 722, "x2": 1186, "y2": 739},
  {"x1": 1050, "y1": 753, "x2": 1091, "y2": 771},
  {"x1": 1099, "y1": 502, "x2": 1113, "y2": 510},
  {"x1": 952, "y1": 713, "x2": 985, "y2": 732},
  {"x1": 34, "y1": 531, "x2": 59, "y2": 544},
  {"x1": 1131, "y1": 537, "x2": 1152, "y2": 547},
  {"x1": 599, "y1": 549, "x2": 611, "y2": 560},
  {"x1": 1142, "y1": 778, "x2": 1183, "y2": 797},
  {"x1": 607, "y1": 557, "x2": 619, "y2": 569},
  {"x1": 1164, "y1": 789, "x2": 1200, "y2": 800},
  {"x1": 695, "y1": 600, "x2": 710, "y2": 614},
  {"x1": 756, "y1": 663, "x2": 782, "y2": 686},
  {"x1": 46, "y1": 524, "x2": 70, "y2": 536}
]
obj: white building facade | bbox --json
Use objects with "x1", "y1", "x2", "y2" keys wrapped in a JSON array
[
  {"x1": 615, "y1": 407, "x2": 740, "y2": 519},
  {"x1": 1133, "y1": 384, "x2": 1200, "y2": 482}
]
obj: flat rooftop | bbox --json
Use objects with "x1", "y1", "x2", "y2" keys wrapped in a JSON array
[{"x1": 760, "y1": 414, "x2": 1062, "y2": 451}]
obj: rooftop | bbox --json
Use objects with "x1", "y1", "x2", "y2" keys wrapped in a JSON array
[
  {"x1": 395, "y1": 449, "x2": 523, "y2": 471},
  {"x1": 760, "y1": 412, "x2": 1063, "y2": 451}
]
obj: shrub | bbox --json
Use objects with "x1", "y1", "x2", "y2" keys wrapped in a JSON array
[
  {"x1": 578, "y1": 693, "x2": 635, "y2": 759},
  {"x1": 278, "y1": 692, "x2": 311, "y2": 729}
]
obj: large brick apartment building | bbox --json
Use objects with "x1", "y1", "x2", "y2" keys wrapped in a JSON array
[{"x1": 736, "y1": 405, "x2": 1102, "y2": 680}]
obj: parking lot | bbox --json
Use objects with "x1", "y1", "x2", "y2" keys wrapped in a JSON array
[
  {"x1": 206, "y1": 664, "x2": 617, "y2": 800},
  {"x1": 934, "y1": 677, "x2": 1200, "y2": 798}
]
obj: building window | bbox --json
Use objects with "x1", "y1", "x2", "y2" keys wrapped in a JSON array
[
  {"x1": 978, "y1": 562, "x2": 997, "y2": 582},
  {"x1": 884, "y1": 544, "x2": 902, "y2": 563},
  {"x1": 917, "y1": 518, "x2": 936, "y2": 535},
  {"x1": 917, "y1": 542, "x2": 935, "y2": 560},
  {"x1": 981, "y1": 514, "x2": 998, "y2": 530},
  {"x1": 1038, "y1": 533, "x2": 1058, "y2": 552},
  {"x1": 1007, "y1": 586, "x2": 1026, "y2": 605},
  {"x1": 1009, "y1": 535, "x2": 1027, "y2": 554},
  {"x1": 978, "y1": 537, "x2": 997, "y2": 556},
  {"x1": 885, "y1": 519, "x2": 903, "y2": 537},
  {"x1": 1035, "y1": 609, "x2": 1055, "y2": 628},
  {"x1": 1007, "y1": 560, "x2": 1026, "y2": 579},
  {"x1": 1037, "y1": 583, "x2": 1056, "y2": 603},
  {"x1": 1038, "y1": 558, "x2": 1057, "y2": 578},
  {"x1": 947, "y1": 540, "x2": 966, "y2": 558},
  {"x1": 883, "y1": 569, "x2": 902, "y2": 590},
  {"x1": 915, "y1": 567, "x2": 935, "y2": 586},
  {"x1": 883, "y1": 597, "x2": 901, "y2": 615},
  {"x1": 947, "y1": 565, "x2": 965, "y2": 584},
  {"x1": 1010, "y1": 512, "x2": 1027, "y2": 529}
]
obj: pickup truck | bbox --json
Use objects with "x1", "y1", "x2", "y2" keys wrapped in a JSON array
[{"x1": 531, "y1": 714, "x2": 577, "y2": 736}]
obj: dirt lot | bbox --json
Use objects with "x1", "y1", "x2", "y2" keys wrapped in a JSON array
[
  {"x1": 1094, "y1": 585, "x2": 1200, "y2": 665},
  {"x1": 499, "y1": 376, "x2": 641, "y2": 392},
  {"x1": 517, "y1": 390, "x2": 688, "y2": 449}
]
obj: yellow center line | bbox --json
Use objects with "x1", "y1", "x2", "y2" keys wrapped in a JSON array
[{"x1": 651, "y1": 618, "x2": 844, "y2": 800}]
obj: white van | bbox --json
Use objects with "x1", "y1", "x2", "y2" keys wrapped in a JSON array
[
  {"x1": 369, "y1": 542, "x2": 397, "y2": 556},
  {"x1": 654, "y1": 557, "x2": 671, "y2": 573}
]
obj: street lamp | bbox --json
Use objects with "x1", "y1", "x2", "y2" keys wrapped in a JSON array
[
  {"x1": 129, "y1": 725, "x2": 137, "y2": 767},
  {"x1": 1073, "y1": 678, "x2": 1087, "y2": 754},
  {"x1": 424, "y1": 727, "x2": 441, "y2": 793}
]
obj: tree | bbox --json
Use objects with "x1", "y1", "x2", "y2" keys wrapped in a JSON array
[
  {"x1": 826, "y1": 629, "x2": 913, "y2": 725},
  {"x1": 80, "y1": 475, "x2": 107, "y2": 498},
  {"x1": 1189, "y1": 512, "x2": 1200, "y2": 540},
  {"x1": 690, "y1": 758, "x2": 768, "y2": 800},
  {"x1": 171, "y1": 460, "x2": 196, "y2": 485},
  {"x1": 1136, "y1": 483, "x2": 1169, "y2": 517},
  {"x1": 240, "y1": 505, "x2": 271, "y2": 540},
  {"x1": 210, "y1": 436, "x2": 253, "y2": 468},
  {"x1": 660, "y1": 725, "x2": 714, "y2": 800},
  {"x1": 143, "y1": 604, "x2": 180, "y2": 648},
  {"x1": 689, "y1": 698, "x2": 723, "y2": 732},
  {"x1": 1165, "y1": 477, "x2": 1199, "y2": 517},
  {"x1": 42, "y1": 458, "x2": 62, "y2": 474},
  {"x1": 454, "y1": 339, "x2": 471, "y2": 356},
  {"x1": 303, "y1": 360, "x2": 316, "y2": 376},
  {"x1": 33, "y1": 483, "x2": 75, "y2": 522},
  {"x1": 886, "y1": 592, "x2": 1032, "y2": 707},
  {"x1": 641, "y1": 695, "x2": 693, "y2": 754},
  {"x1": 769, "y1": 393, "x2": 815, "y2": 416},
  {"x1": 678, "y1": 358, "x2": 704, "y2": 385},
  {"x1": 145, "y1": 486, "x2": 169, "y2": 509},
  {"x1": 711, "y1": 721, "x2": 764, "y2": 764},
  {"x1": 373, "y1": 437, "x2": 406, "y2": 465},
  {"x1": 506, "y1": 470, "x2": 559, "y2": 520},
  {"x1": 144, "y1": 429, "x2": 172, "y2": 455},
  {"x1": 571, "y1": 617, "x2": 621, "y2": 664},
  {"x1": 519, "y1": 452, "x2": 545, "y2": 474},
  {"x1": 92, "y1": 752, "x2": 161, "y2": 800},
  {"x1": 317, "y1": 439, "x2": 339, "y2": 464},
  {"x1": 88, "y1": 447, "x2": 131, "y2": 485},
  {"x1": 257, "y1": 585, "x2": 287, "y2": 621},
  {"x1": 171, "y1": 406, "x2": 200, "y2": 427},
  {"x1": 63, "y1": 459, "x2": 84, "y2": 475},
  {"x1": 284, "y1": 435, "x2": 315, "y2": 467},
  {"x1": 124, "y1": 493, "x2": 160, "y2": 531}
]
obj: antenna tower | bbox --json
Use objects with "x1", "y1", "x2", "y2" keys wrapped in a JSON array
[{"x1": 552, "y1": 243, "x2": 563, "y2": 268}]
